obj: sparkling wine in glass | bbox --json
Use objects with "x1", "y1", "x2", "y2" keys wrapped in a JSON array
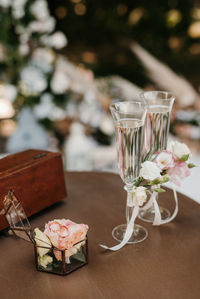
[
  {"x1": 110, "y1": 101, "x2": 148, "y2": 244},
  {"x1": 139, "y1": 91, "x2": 175, "y2": 223}
]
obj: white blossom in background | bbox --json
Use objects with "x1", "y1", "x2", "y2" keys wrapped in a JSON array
[
  {"x1": 6, "y1": 107, "x2": 49, "y2": 153},
  {"x1": 34, "y1": 93, "x2": 67, "y2": 121},
  {"x1": 30, "y1": 0, "x2": 49, "y2": 21},
  {"x1": 100, "y1": 115, "x2": 114, "y2": 135},
  {"x1": 19, "y1": 43, "x2": 29, "y2": 56},
  {"x1": 64, "y1": 122, "x2": 95, "y2": 171},
  {"x1": 17, "y1": 26, "x2": 31, "y2": 45},
  {"x1": 28, "y1": 17, "x2": 55, "y2": 33},
  {"x1": 2, "y1": 84, "x2": 18, "y2": 102},
  {"x1": 55, "y1": 57, "x2": 94, "y2": 95},
  {"x1": 0, "y1": 0, "x2": 11, "y2": 8},
  {"x1": 49, "y1": 106, "x2": 67, "y2": 121},
  {"x1": 79, "y1": 90, "x2": 102, "y2": 127},
  {"x1": 20, "y1": 65, "x2": 47, "y2": 96},
  {"x1": 12, "y1": 0, "x2": 27, "y2": 19},
  {"x1": 51, "y1": 71, "x2": 70, "y2": 94},
  {"x1": 16, "y1": 25, "x2": 27, "y2": 35},
  {"x1": 34, "y1": 93, "x2": 54, "y2": 119},
  {"x1": 46, "y1": 32, "x2": 68, "y2": 49},
  {"x1": 32, "y1": 48, "x2": 55, "y2": 73},
  {"x1": 65, "y1": 101, "x2": 79, "y2": 118}
]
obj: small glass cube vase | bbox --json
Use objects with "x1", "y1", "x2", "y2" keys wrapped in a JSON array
[
  {"x1": 0, "y1": 189, "x2": 88, "y2": 276},
  {"x1": 34, "y1": 237, "x2": 88, "y2": 276}
]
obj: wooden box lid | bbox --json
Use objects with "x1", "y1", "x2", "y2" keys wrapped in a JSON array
[{"x1": 0, "y1": 149, "x2": 67, "y2": 230}]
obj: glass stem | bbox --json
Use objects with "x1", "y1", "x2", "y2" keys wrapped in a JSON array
[{"x1": 125, "y1": 185, "x2": 134, "y2": 226}]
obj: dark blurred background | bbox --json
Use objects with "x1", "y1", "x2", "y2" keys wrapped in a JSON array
[{"x1": 49, "y1": 0, "x2": 200, "y2": 89}]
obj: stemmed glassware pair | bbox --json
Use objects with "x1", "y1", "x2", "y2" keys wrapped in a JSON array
[{"x1": 110, "y1": 91, "x2": 175, "y2": 244}]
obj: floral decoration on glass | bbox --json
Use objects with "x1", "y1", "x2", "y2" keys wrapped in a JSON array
[
  {"x1": 34, "y1": 219, "x2": 88, "y2": 275},
  {"x1": 100, "y1": 100, "x2": 148, "y2": 251},
  {"x1": 137, "y1": 141, "x2": 195, "y2": 225},
  {"x1": 139, "y1": 91, "x2": 175, "y2": 223}
]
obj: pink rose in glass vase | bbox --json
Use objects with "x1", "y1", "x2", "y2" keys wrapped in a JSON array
[{"x1": 44, "y1": 219, "x2": 88, "y2": 262}]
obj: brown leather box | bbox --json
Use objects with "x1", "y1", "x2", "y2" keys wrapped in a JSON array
[{"x1": 0, "y1": 149, "x2": 67, "y2": 230}]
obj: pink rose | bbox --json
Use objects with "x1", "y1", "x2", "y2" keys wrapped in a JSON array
[
  {"x1": 155, "y1": 150, "x2": 175, "y2": 170},
  {"x1": 44, "y1": 219, "x2": 88, "y2": 250},
  {"x1": 168, "y1": 161, "x2": 190, "y2": 186}
]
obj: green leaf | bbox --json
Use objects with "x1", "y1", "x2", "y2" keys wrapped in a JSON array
[
  {"x1": 188, "y1": 163, "x2": 195, "y2": 168},
  {"x1": 179, "y1": 154, "x2": 189, "y2": 162},
  {"x1": 161, "y1": 175, "x2": 170, "y2": 183},
  {"x1": 135, "y1": 177, "x2": 144, "y2": 187},
  {"x1": 153, "y1": 188, "x2": 166, "y2": 193},
  {"x1": 150, "y1": 178, "x2": 161, "y2": 185}
]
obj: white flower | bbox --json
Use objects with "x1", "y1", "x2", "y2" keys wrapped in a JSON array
[
  {"x1": 0, "y1": 0, "x2": 11, "y2": 8},
  {"x1": 51, "y1": 71, "x2": 70, "y2": 94},
  {"x1": 34, "y1": 228, "x2": 52, "y2": 257},
  {"x1": 48, "y1": 31, "x2": 68, "y2": 49},
  {"x1": 38, "y1": 254, "x2": 53, "y2": 268},
  {"x1": 31, "y1": 48, "x2": 55, "y2": 73},
  {"x1": 168, "y1": 141, "x2": 191, "y2": 159},
  {"x1": 34, "y1": 93, "x2": 54, "y2": 119},
  {"x1": 18, "y1": 30, "x2": 31, "y2": 45},
  {"x1": 155, "y1": 150, "x2": 175, "y2": 170},
  {"x1": 140, "y1": 161, "x2": 161, "y2": 181},
  {"x1": 20, "y1": 65, "x2": 47, "y2": 96},
  {"x1": 28, "y1": 17, "x2": 55, "y2": 33},
  {"x1": 12, "y1": 0, "x2": 27, "y2": 19},
  {"x1": 2, "y1": 84, "x2": 17, "y2": 102},
  {"x1": 19, "y1": 44, "x2": 29, "y2": 56},
  {"x1": 100, "y1": 115, "x2": 114, "y2": 135},
  {"x1": 30, "y1": 0, "x2": 49, "y2": 21},
  {"x1": 131, "y1": 186, "x2": 147, "y2": 206}
]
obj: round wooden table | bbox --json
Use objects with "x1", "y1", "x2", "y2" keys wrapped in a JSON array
[{"x1": 0, "y1": 172, "x2": 200, "y2": 299}]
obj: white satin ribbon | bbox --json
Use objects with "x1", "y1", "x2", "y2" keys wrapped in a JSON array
[
  {"x1": 140, "y1": 191, "x2": 154, "y2": 210},
  {"x1": 144, "y1": 188, "x2": 179, "y2": 226},
  {"x1": 99, "y1": 205, "x2": 139, "y2": 251}
]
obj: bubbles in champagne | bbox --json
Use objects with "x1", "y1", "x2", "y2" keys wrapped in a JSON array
[{"x1": 115, "y1": 119, "x2": 144, "y2": 186}]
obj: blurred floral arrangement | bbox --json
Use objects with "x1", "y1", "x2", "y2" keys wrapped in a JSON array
[{"x1": 0, "y1": 0, "x2": 118, "y2": 147}]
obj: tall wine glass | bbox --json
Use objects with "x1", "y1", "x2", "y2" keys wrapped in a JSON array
[
  {"x1": 139, "y1": 91, "x2": 175, "y2": 223},
  {"x1": 110, "y1": 101, "x2": 148, "y2": 244}
]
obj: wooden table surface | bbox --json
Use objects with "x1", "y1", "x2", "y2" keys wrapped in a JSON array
[{"x1": 0, "y1": 172, "x2": 200, "y2": 299}]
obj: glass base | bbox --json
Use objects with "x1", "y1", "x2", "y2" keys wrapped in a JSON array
[
  {"x1": 112, "y1": 224, "x2": 148, "y2": 244},
  {"x1": 138, "y1": 206, "x2": 171, "y2": 223}
]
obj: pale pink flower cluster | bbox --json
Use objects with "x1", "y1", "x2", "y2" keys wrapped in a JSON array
[
  {"x1": 44, "y1": 219, "x2": 88, "y2": 250},
  {"x1": 154, "y1": 142, "x2": 192, "y2": 186},
  {"x1": 140, "y1": 141, "x2": 193, "y2": 187},
  {"x1": 155, "y1": 150, "x2": 175, "y2": 170},
  {"x1": 168, "y1": 161, "x2": 190, "y2": 186}
]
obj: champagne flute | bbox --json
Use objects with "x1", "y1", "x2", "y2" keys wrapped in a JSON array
[
  {"x1": 139, "y1": 91, "x2": 175, "y2": 222},
  {"x1": 110, "y1": 101, "x2": 148, "y2": 244}
]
